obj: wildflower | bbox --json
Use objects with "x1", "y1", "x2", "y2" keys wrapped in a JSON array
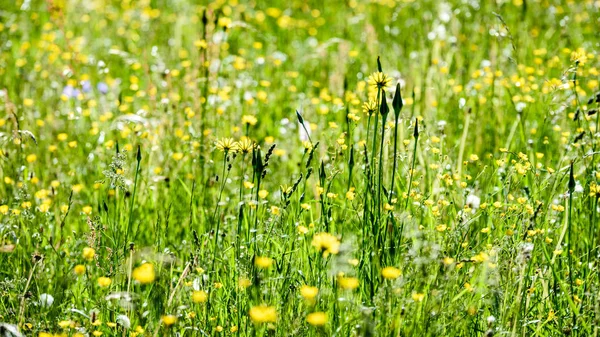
[
  {"x1": 192, "y1": 290, "x2": 208, "y2": 303},
  {"x1": 258, "y1": 190, "x2": 269, "y2": 199},
  {"x1": 82, "y1": 206, "x2": 92, "y2": 215},
  {"x1": 215, "y1": 138, "x2": 237, "y2": 153},
  {"x1": 306, "y1": 312, "x2": 328, "y2": 326},
  {"x1": 161, "y1": 315, "x2": 177, "y2": 326},
  {"x1": 466, "y1": 194, "x2": 480, "y2": 210},
  {"x1": 38, "y1": 293, "x2": 54, "y2": 307},
  {"x1": 26, "y1": 154, "x2": 37, "y2": 163},
  {"x1": 442, "y1": 257, "x2": 455, "y2": 265},
  {"x1": 362, "y1": 100, "x2": 377, "y2": 115},
  {"x1": 337, "y1": 276, "x2": 359, "y2": 290},
  {"x1": 381, "y1": 267, "x2": 401, "y2": 280},
  {"x1": 237, "y1": 137, "x2": 254, "y2": 154},
  {"x1": 97, "y1": 277, "x2": 112, "y2": 287},
  {"x1": 242, "y1": 115, "x2": 258, "y2": 125},
  {"x1": 82, "y1": 247, "x2": 96, "y2": 261},
  {"x1": 368, "y1": 72, "x2": 392, "y2": 90},
  {"x1": 238, "y1": 278, "x2": 252, "y2": 289},
  {"x1": 254, "y1": 256, "x2": 273, "y2": 269},
  {"x1": 346, "y1": 188, "x2": 355, "y2": 200},
  {"x1": 300, "y1": 285, "x2": 319, "y2": 300},
  {"x1": 132, "y1": 263, "x2": 155, "y2": 284},
  {"x1": 116, "y1": 315, "x2": 130, "y2": 329},
  {"x1": 412, "y1": 293, "x2": 425, "y2": 302},
  {"x1": 249, "y1": 305, "x2": 277, "y2": 324},
  {"x1": 311, "y1": 232, "x2": 340, "y2": 257},
  {"x1": 271, "y1": 206, "x2": 280, "y2": 215},
  {"x1": 172, "y1": 152, "x2": 184, "y2": 161},
  {"x1": 74, "y1": 264, "x2": 86, "y2": 275}
]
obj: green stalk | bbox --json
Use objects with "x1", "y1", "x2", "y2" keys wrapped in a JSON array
[
  {"x1": 377, "y1": 94, "x2": 389, "y2": 252},
  {"x1": 404, "y1": 119, "x2": 419, "y2": 210},
  {"x1": 125, "y1": 145, "x2": 142, "y2": 244},
  {"x1": 568, "y1": 162, "x2": 576, "y2": 327}
]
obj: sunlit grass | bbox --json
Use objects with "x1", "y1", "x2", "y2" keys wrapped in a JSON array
[{"x1": 1, "y1": 0, "x2": 600, "y2": 336}]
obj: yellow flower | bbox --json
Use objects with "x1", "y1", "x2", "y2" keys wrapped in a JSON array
[
  {"x1": 97, "y1": 277, "x2": 112, "y2": 287},
  {"x1": 82, "y1": 206, "x2": 93, "y2": 215},
  {"x1": 311, "y1": 232, "x2": 340, "y2": 257},
  {"x1": 242, "y1": 115, "x2": 258, "y2": 125},
  {"x1": 412, "y1": 292, "x2": 425, "y2": 302},
  {"x1": 132, "y1": 263, "x2": 155, "y2": 284},
  {"x1": 192, "y1": 290, "x2": 208, "y2": 303},
  {"x1": 215, "y1": 137, "x2": 237, "y2": 153},
  {"x1": 306, "y1": 312, "x2": 328, "y2": 326},
  {"x1": 346, "y1": 188, "x2": 355, "y2": 200},
  {"x1": 249, "y1": 305, "x2": 277, "y2": 324},
  {"x1": 367, "y1": 72, "x2": 391, "y2": 90},
  {"x1": 74, "y1": 264, "x2": 86, "y2": 275},
  {"x1": 0, "y1": 205, "x2": 9, "y2": 214},
  {"x1": 161, "y1": 315, "x2": 177, "y2": 326},
  {"x1": 26, "y1": 154, "x2": 37, "y2": 163},
  {"x1": 255, "y1": 256, "x2": 273, "y2": 269},
  {"x1": 362, "y1": 100, "x2": 377, "y2": 115},
  {"x1": 82, "y1": 247, "x2": 96, "y2": 261},
  {"x1": 381, "y1": 267, "x2": 401, "y2": 280},
  {"x1": 300, "y1": 285, "x2": 319, "y2": 300},
  {"x1": 258, "y1": 190, "x2": 269, "y2": 199},
  {"x1": 237, "y1": 137, "x2": 254, "y2": 154},
  {"x1": 239, "y1": 277, "x2": 252, "y2": 289},
  {"x1": 172, "y1": 152, "x2": 184, "y2": 161},
  {"x1": 337, "y1": 276, "x2": 359, "y2": 290}
]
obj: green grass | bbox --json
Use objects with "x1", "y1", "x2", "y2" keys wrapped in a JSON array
[{"x1": 1, "y1": 0, "x2": 600, "y2": 336}]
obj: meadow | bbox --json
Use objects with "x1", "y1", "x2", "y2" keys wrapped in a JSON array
[{"x1": 1, "y1": 0, "x2": 600, "y2": 336}]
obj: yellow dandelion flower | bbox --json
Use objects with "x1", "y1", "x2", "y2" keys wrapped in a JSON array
[
  {"x1": 381, "y1": 266, "x2": 401, "y2": 280},
  {"x1": 254, "y1": 256, "x2": 273, "y2": 269},
  {"x1": 242, "y1": 115, "x2": 258, "y2": 126},
  {"x1": 132, "y1": 263, "x2": 155, "y2": 284},
  {"x1": 311, "y1": 232, "x2": 340, "y2": 257},
  {"x1": 368, "y1": 72, "x2": 392, "y2": 90},
  {"x1": 161, "y1": 315, "x2": 177, "y2": 326},
  {"x1": 412, "y1": 292, "x2": 425, "y2": 302},
  {"x1": 300, "y1": 285, "x2": 319, "y2": 300},
  {"x1": 306, "y1": 312, "x2": 328, "y2": 326},
  {"x1": 215, "y1": 138, "x2": 237, "y2": 153},
  {"x1": 82, "y1": 247, "x2": 95, "y2": 261},
  {"x1": 362, "y1": 100, "x2": 377, "y2": 115},
  {"x1": 338, "y1": 276, "x2": 359, "y2": 290},
  {"x1": 249, "y1": 305, "x2": 277, "y2": 324},
  {"x1": 192, "y1": 290, "x2": 208, "y2": 303},
  {"x1": 237, "y1": 137, "x2": 254, "y2": 154},
  {"x1": 97, "y1": 277, "x2": 112, "y2": 287},
  {"x1": 82, "y1": 206, "x2": 93, "y2": 215},
  {"x1": 74, "y1": 264, "x2": 86, "y2": 275}
]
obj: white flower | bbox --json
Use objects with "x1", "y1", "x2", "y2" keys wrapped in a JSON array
[
  {"x1": 116, "y1": 315, "x2": 131, "y2": 329},
  {"x1": 0, "y1": 323, "x2": 24, "y2": 337},
  {"x1": 38, "y1": 293, "x2": 54, "y2": 308},
  {"x1": 466, "y1": 194, "x2": 481, "y2": 210}
]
